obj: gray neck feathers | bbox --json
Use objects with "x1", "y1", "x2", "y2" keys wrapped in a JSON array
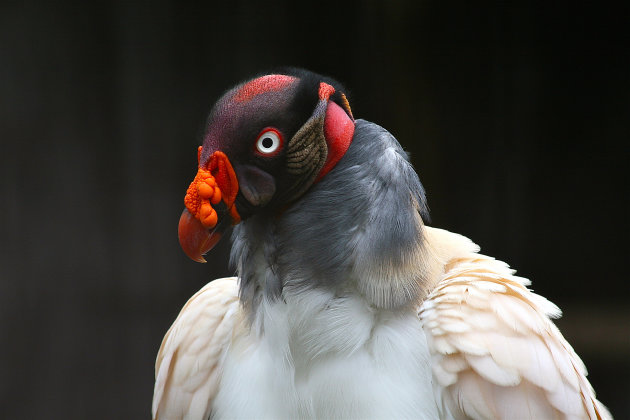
[{"x1": 230, "y1": 119, "x2": 430, "y2": 313}]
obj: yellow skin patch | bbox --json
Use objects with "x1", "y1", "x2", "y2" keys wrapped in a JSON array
[{"x1": 340, "y1": 93, "x2": 353, "y2": 119}]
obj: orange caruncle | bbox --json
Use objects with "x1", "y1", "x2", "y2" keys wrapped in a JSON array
[{"x1": 184, "y1": 150, "x2": 240, "y2": 229}]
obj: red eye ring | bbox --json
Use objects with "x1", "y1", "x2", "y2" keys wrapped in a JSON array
[{"x1": 254, "y1": 127, "x2": 283, "y2": 157}]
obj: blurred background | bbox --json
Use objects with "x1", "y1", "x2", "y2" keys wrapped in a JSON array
[{"x1": 1, "y1": 1, "x2": 628, "y2": 418}]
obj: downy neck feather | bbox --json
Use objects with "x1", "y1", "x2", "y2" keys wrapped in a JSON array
[{"x1": 230, "y1": 119, "x2": 443, "y2": 318}]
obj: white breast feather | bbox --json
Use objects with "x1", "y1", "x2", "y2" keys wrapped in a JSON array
[{"x1": 211, "y1": 286, "x2": 440, "y2": 419}]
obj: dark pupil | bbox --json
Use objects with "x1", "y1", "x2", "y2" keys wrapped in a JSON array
[{"x1": 261, "y1": 137, "x2": 274, "y2": 149}]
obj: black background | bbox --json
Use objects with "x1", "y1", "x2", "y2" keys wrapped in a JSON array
[{"x1": 1, "y1": 1, "x2": 628, "y2": 418}]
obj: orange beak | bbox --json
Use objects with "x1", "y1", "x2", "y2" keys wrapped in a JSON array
[
  {"x1": 178, "y1": 209, "x2": 226, "y2": 263},
  {"x1": 177, "y1": 149, "x2": 240, "y2": 263}
]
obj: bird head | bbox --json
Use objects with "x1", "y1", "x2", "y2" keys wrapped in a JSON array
[{"x1": 178, "y1": 69, "x2": 355, "y2": 262}]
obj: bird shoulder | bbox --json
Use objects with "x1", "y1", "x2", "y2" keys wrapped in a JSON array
[
  {"x1": 152, "y1": 277, "x2": 241, "y2": 420},
  {"x1": 419, "y1": 228, "x2": 611, "y2": 419}
]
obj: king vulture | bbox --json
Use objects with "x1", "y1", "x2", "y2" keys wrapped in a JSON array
[{"x1": 152, "y1": 69, "x2": 611, "y2": 420}]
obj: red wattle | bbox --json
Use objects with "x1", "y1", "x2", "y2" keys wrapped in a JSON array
[{"x1": 317, "y1": 101, "x2": 355, "y2": 182}]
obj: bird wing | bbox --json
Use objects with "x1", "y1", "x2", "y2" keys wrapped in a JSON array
[
  {"x1": 419, "y1": 252, "x2": 611, "y2": 420},
  {"x1": 152, "y1": 277, "x2": 241, "y2": 420}
]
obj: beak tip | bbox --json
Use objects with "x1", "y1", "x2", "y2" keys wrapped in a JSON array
[{"x1": 178, "y1": 209, "x2": 220, "y2": 263}]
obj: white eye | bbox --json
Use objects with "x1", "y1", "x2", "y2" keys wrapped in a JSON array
[{"x1": 255, "y1": 128, "x2": 283, "y2": 156}]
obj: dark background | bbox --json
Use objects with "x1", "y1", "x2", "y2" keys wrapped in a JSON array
[{"x1": 1, "y1": 1, "x2": 628, "y2": 418}]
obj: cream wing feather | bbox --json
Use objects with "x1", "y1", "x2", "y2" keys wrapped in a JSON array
[
  {"x1": 419, "y1": 237, "x2": 611, "y2": 420},
  {"x1": 152, "y1": 277, "x2": 240, "y2": 420}
]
